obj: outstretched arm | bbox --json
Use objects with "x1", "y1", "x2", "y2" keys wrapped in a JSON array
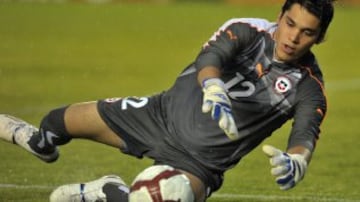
[
  {"x1": 287, "y1": 145, "x2": 312, "y2": 163},
  {"x1": 197, "y1": 65, "x2": 221, "y2": 84},
  {"x1": 197, "y1": 66, "x2": 239, "y2": 140}
]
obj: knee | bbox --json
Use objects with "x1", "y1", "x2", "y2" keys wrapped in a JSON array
[
  {"x1": 40, "y1": 106, "x2": 72, "y2": 145},
  {"x1": 180, "y1": 170, "x2": 207, "y2": 202}
]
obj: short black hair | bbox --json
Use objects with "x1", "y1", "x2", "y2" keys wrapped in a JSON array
[{"x1": 281, "y1": 0, "x2": 335, "y2": 43}]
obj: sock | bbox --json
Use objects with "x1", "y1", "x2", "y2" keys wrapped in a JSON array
[
  {"x1": 28, "y1": 106, "x2": 72, "y2": 154},
  {"x1": 103, "y1": 182, "x2": 129, "y2": 202}
]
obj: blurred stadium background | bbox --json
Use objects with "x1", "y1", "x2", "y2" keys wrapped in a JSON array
[{"x1": 0, "y1": 0, "x2": 359, "y2": 201}]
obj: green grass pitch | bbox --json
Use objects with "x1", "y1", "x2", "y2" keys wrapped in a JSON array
[{"x1": 0, "y1": 2, "x2": 359, "y2": 201}]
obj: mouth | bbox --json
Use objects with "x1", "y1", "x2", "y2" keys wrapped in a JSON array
[{"x1": 282, "y1": 44, "x2": 296, "y2": 55}]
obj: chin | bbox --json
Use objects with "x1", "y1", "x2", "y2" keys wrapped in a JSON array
[{"x1": 277, "y1": 53, "x2": 297, "y2": 63}]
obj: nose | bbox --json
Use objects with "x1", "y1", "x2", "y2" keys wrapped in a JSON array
[{"x1": 289, "y1": 29, "x2": 300, "y2": 44}]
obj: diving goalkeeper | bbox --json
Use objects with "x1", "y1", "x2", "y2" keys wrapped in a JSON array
[{"x1": 0, "y1": 0, "x2": 335, "y2": 201}]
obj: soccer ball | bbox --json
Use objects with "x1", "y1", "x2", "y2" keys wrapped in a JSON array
[{"x1": 129, "y1": 165, "x2": 195, "y2": 202}]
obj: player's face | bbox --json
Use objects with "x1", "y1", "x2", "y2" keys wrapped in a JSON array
[{"x1": 274, "y1": 3, "x2": 321, "y2": 62}]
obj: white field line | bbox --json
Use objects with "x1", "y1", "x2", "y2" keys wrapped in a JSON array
[
  {"x1": 0, "y1": 183, "x2": 54, "y2": 189},
  {"x1": 212, "y1": 193, "x2": 360, "y2": 202},
  {"x1": 0, "y1": 183, "x2": 359, "y2": 202}
]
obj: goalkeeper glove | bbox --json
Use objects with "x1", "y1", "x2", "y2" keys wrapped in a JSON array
[
  {"x1": 201, "y1": 78, "x2": 239, "y2": 140},
  {"x1": 262, "y1": 145, "x2": 308, "y2": 190}
]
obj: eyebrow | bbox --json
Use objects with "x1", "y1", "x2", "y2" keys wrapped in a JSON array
[{"x1": 285, "y1": 15, "x2": 319, "y2": 33}]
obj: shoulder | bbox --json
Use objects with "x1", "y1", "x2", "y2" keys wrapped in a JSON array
[
  {"x1": 220, "y1": 18, "x2": 277, "y2": 34},
  {"x1": 299, "y1": 52, "x2": 324, "y2": 84},
  {"x1": 296, "y1": 54, "x2": 326, "y2": 106}
]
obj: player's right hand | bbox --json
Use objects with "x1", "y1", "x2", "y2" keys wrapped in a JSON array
[{"x1": 201, "y1": 78, "x2": 239, "y2": 140}]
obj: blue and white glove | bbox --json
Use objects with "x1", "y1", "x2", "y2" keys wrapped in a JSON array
[
  {"x1": 262, "y1": 145, "x2": 308, "y2": 190},
  {"x1": 201, "y1": 78, "x2": 239, "y2": 140}
]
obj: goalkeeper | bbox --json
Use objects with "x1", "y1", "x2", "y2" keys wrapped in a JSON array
[{"x1": 0, "y1": 0, "x2": 335, "y2": 201}]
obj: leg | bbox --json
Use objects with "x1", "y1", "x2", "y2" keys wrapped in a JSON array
[
  {"x1": 180, "y1": 170, "x2": 207, "y2": 202},
  {"x1": 50, "y1": 167, "x2": 207, "y2": 202},
  {"x1": 33, "y1": 101, "x2": 128, "y2": 152},
  {"x1": 69, "y1": 100, "x2": 205, "y2": 201},
  {"x1": 62, "y1": 101, "x2": 126, "y2": 149},
  {"x1": 55, "y1": 168, "x2": 207, "y2": 202},
  {"x1": 50, "y1": 175, "x2": 129, "y2": 202},
  {"x1": 0, "y1": 114, "x2": 59, "y2": 162},
  {"x1": 0, "y1": 101, "x2": 127, "y2": 162}
]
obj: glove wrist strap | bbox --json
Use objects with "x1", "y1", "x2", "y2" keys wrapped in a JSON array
[
  {"x1": 288, "y1": 154, "x2": 308, "y2": 182},
  {"x1": 202, "y1": 78, "x2": 226, "y2": 91}
]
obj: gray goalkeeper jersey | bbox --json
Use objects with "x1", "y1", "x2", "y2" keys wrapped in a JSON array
[{"x1": 162, "y1": 18, "x2": 326, "y2": 172}]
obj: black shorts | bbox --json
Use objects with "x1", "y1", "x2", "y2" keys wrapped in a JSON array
[{"x1": 97, "y1": 94, "x2": 223, "y2": 195}]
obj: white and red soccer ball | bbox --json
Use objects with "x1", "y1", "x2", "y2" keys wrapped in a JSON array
[{"x1": 129, "y1": 165, "x2": 194, "y2": 202}]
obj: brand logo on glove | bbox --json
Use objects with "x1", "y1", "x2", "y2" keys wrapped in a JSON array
[{"x1": 274, "y1": 76, "x2": 292, "y2": 94}]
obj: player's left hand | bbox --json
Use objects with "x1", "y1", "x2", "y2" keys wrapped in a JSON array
[
  {"x1": 201, "y1": 78, "x2": 239, "y2": 140},
  {"x1": 262, "y1": 145, "x2": 308, "y2": 190}
]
